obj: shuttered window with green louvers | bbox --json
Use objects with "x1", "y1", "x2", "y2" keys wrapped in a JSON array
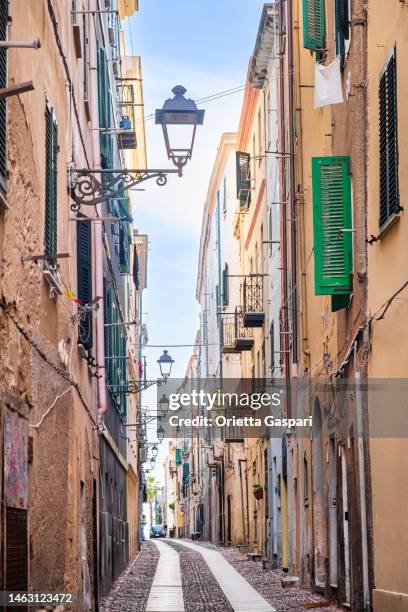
[
  {"x1": 302, "y1": 0, "x2": 325, "y2": 51},
  {"x1": 97, "y1": 44, "x2": 112, "y2": 167},
  {"x1": 44, "y1": 105, "x2": 58, "y2": 256},
  {"x1": 176, "y1": 448, "x2": 182, "y2": 465},
  {"x1": 0, "y1": 0, "x2": 8, "y2": 193},
  {"x1": 379, "y1": 48, "x2": 399, "y2": 230},
  {"x1": 182, "y1": 462, "x2": 190, "y2": 485},
  {"x1": 312, "y1": 156, "x2": 353, "y2": 295},
  {"x1": 77, "y1": 218, "x2": 93, "y2": 349},
  {"x1": 236, "y1": 151, "x2": 251, "y2": 210}
]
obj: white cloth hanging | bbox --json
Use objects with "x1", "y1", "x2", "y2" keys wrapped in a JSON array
[{"x1": 314, "y1": 56, "x2": 344, "y2": 109}]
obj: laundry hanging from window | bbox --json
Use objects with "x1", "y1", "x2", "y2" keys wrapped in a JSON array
[{"x1": 314, "y1": 56, "x2": 344, "y2": 109}]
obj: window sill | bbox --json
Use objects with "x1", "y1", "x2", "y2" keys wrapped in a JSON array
[
  {"x1": 378, "y1": 210, "x2": 401, "y2": 239},
  {"x1": 42, "y1": 262, "x2": 63, "y2": 299}
]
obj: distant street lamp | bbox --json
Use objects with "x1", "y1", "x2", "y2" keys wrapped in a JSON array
[
  {"x1": 155, "y1": 85, "x2": 205, "y2": 176},
  {"x1": 151, "y1": 444, "x2": 159, "y2": 460},
  {"x1": 157, "y1": 350, "x2": 174, "y2": 380},
  {"x1": 158, "y1": 393, "x2": 170, "y2": 417}
]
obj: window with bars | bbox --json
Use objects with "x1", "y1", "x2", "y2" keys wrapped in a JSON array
[
  {"x1": 44, "y1": 105, "x2": 58, "y2": 256},
  {"x1": 0, "y1": 0, "x2": 8, "y2": 193},
  {"x1": 77, "y1": 218, "x2": 93, "y2": 349},
  {"x1": 302, "y1": 0, "x2": 325, "y2": 51},
  {"x1": 379, "y1": 48, "x2": 400, "y2": 230}
]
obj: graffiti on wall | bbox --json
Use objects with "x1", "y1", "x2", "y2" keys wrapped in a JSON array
[{"x1": 4, "y1": 408, "x2": 28, "y2": 509}]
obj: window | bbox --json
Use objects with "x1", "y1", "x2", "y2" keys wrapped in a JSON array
[
  {"x1": 223, "y1": 176, "x2": 227, "y2": 216},
  {"x1": 379, "y1": 48, "x2": 399, "y2": 230},
  {"x1": 312, "y1": 156, "x2": 353, "y2": 296},
  {"x1": 335, "y1": 0, "x2": 350, "y2": 66},
  {"x1": 83, "y1": 14, "x2": 89, "y2": 101},
  {"x1": 258, "y1": 108, "x2": 262, "y2": 165},
  {"x1": 97, "y1": 44, "x2": 112, "y2": 166},
  {"x1": 77, "y1": 218, "x2": 93, "y2": 349},
  {"x1": 0, "y1": 0, "x2": 8, "y2": 194},
  {"x1": 270, "y1": 321, "x2": 275, "y2": 377},
  {"x1": 222, "y1": 263, "x2": 229, "y2": 306},
  {"x1": 302, "y1": 0, "x2": 325, "y2": 51},
  {"x1": 304, "y1": 453, "x2": 309, "y2": 504},
  {"x1": 236, "y1": 151, "x2": 251, "y2": 209},
  {"x1": 44, "y1": 105, "x2": 58, "y2": 256}
]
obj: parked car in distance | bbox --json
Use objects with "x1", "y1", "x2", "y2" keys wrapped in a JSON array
[{"x1": 150, "y1": 524, "x2": 166, "y2": 538}]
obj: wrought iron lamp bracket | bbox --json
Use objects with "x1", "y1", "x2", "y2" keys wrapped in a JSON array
[
  {"x1": 108, "y1": 379, "x2": 162, "y2": 395},
  {"x1": 69, "y1": 167, "x2": 181, "y2": 211}
]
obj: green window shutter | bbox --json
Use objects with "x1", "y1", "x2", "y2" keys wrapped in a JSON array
[
  {"x1": 236, "y1": 151, "x2": 251, "y2": 210},
  {"x1": 331, "y1": 294, "x2": 350, "y2": 312},
  {"x1": 77, "y1": 218, "x2": 93, "y2": 349},
  {"x1": 182, "y1": 462, "x2": 190, "y2": 484},
  {"x1": 176, "y1": 448, "x2": 182, "y2": 465},
  {"x1": 0, "y1": 0, "x2": 8, "y2": 192},
  {"x1": 379, "y1": 48, "x2": 399, "y2": 230},
  {"x1": 302, "y1": 0, "x2": 325, "y2": 51},
  {"x1": 104, "y1": 285, "x2": 113, "y2": 386},
  {"x1": 97, "y1": 44, "x2": 112, "y2": 167},
  {"x1": 118, "y1": 221, "x2": 129, "y2": 274},
  {"x1": 312, "y1": 156, "x2": 353, "y2": 295},
  {"x1": 335, "y1": 0, "x2": 349, "y2": 66},
  {"x1": 44, "y1": 105, "x2": 58, "y2": 256}
]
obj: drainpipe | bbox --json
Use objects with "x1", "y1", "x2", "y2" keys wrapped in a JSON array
[
  {"x1": 354, "y1": 342, "x2": 370, "y2": 610},
  {"x1": 89, "y1": 0, "x2": 108, "y2": 418}
]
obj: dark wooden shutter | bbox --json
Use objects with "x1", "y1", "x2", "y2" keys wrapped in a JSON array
[
  {"x1": 77, "y1": 219, "x2": 93, "y2": 348},
  {"x1": 236, "y1": 151, "x2": 251, "y2": 209},
  {"x1": 270, "y1": 321, "x2": 275, "y2": 375},
  {"x1": 222, "y1": 263, "x2": 229, "y2": 306},
  {"x1": 312, "y1": 156, "x2": 353, "y2": 295},
  {"x1": 97, "y1": 45, "x2": 112, "y2": 166},
  {"x1": 302, "y1": 0, "x2": 325, "y2": 51},
  {"x1": 44, "y1": 106, "x2": 58, "y2": 256},
  {"x1": 0, "y1": 0, "x2": 8, "y2": 192},
  {"x1": 379, "y1": 48, "x2": 399, "y2": 230},
  {"x1": 104, "y1": 286, "x2": 113, "y2": 386},
  {"x1": 6, "y1": 507, "x2": 28, "y2": 592},
  {"x1": 335, "y1": 0, "x2": 349, "y2": 65}
]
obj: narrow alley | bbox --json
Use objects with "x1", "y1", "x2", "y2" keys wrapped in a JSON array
[{"x1": 101, "y1": 540, "x2": 341, "y2": 612}]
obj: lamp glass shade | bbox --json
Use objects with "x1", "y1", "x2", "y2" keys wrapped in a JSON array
[{"x1": 157, "y1": 350, "x2": 174, "y2": 379}]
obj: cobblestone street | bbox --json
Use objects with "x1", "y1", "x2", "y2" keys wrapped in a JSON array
[{"x1": 101, "y1": 540, "x2": 342, "y2": 612}]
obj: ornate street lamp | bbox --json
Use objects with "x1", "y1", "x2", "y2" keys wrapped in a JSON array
[
  {"x1": 157, "y1": 350, "x2": 174, "y2": 380},
  {"x1": 158, "y1": 393, "x2": 170, "y2": 417},
  {"x1": 151, "y1": 444, "x2": 159, "y2": 460},
  {"x1": 69, "y1": 86, "x2": 205, "y2": 210},
  {"x1": 155, "y1": 85, "x2": 205, "y2": 176}
]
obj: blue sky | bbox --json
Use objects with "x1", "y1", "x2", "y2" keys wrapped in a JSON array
[{"x1": 124, "y1": 0, "x2": 266, "y2": 474}]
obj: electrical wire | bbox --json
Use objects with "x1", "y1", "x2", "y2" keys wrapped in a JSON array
[{"x1": 0, "y1": 301, "x2": 96, "y2": 423}]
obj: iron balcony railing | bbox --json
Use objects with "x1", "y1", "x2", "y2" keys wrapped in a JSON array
[
  {"x1": 221, "y1": 307, "x2": 254, "y2": 353},
  {"x1": 243, "y1": 274, "x2": 265, "y2": 327}
]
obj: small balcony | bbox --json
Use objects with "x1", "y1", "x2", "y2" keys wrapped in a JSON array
[
  {"x1": 243, "y1": 274, "x2": 265, "y2": 327},
  {"x1": 221, "y1": 307, "x2": 254, "y2": 353},
  {"x1": 116, "y1": 83, "x2": 138, "y2": 150}
]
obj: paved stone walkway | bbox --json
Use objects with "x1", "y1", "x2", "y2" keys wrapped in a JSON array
[
  {"x1": 176, "y1": 540, "x2": 275, "y2": 612},
  {"x1": 146, "y1": 539, "x2": 185, "y2": 612}
]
